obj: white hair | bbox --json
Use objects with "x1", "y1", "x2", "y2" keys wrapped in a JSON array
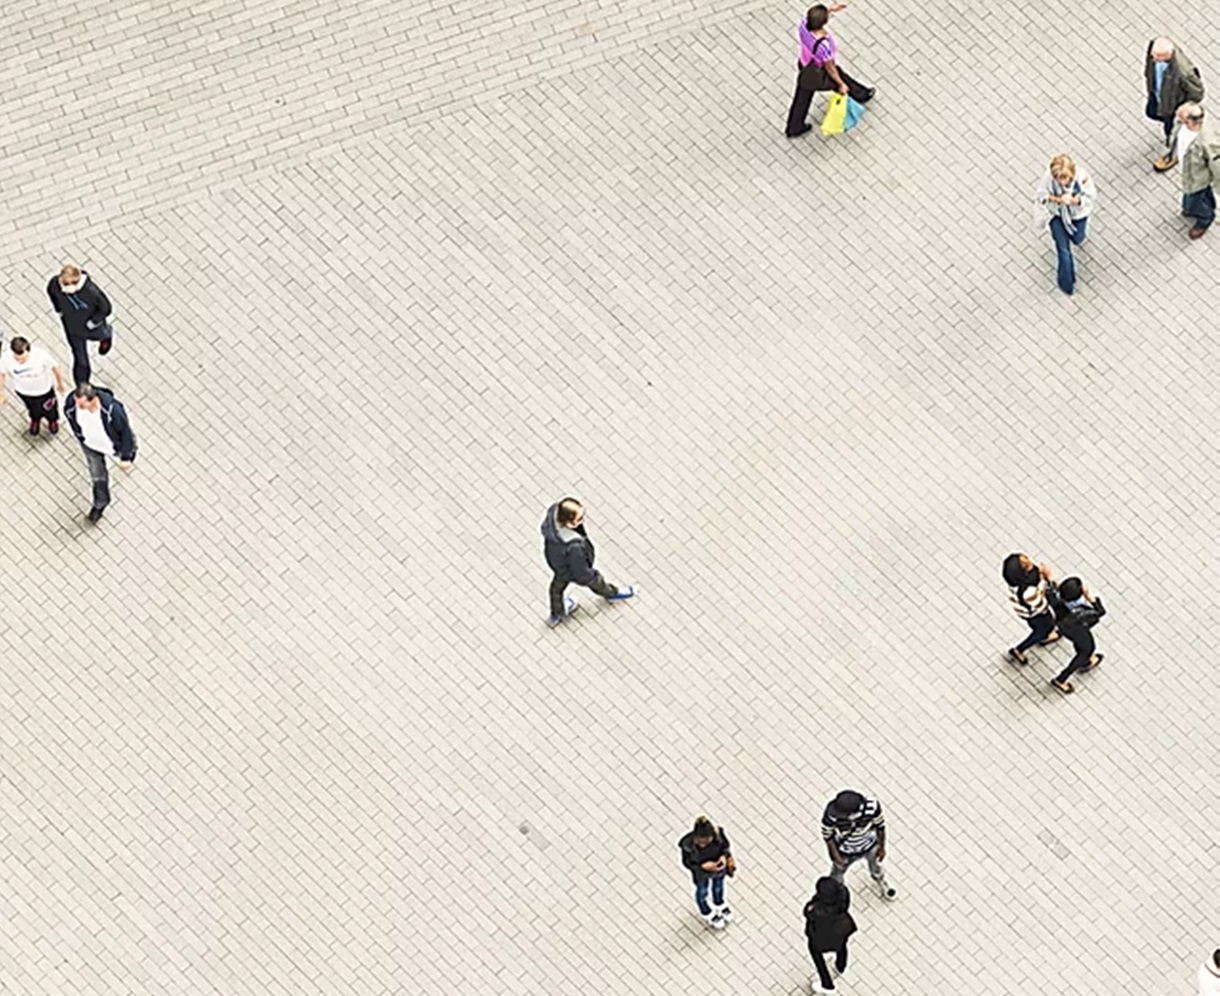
[{"x1": 1151, "y1": 37, "x2": 1175, "y2": 58}]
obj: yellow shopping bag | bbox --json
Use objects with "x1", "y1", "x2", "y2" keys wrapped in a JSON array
[{"x1": 820, "y1": 92, "x2": 847, "y2": 135}]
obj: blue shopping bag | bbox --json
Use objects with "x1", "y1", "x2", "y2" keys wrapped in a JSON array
[{"x1": 842, "y1": 96, "x2": 865, "y2": 132}]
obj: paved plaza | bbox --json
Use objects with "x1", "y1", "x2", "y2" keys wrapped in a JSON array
[{"x1": 1, "y1": 0, "x2": 1217, "y2": 993}]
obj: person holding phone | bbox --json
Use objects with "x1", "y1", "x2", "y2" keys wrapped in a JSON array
[{"x1": 677, "y1": 816, "x2": 737, "y2": 928}]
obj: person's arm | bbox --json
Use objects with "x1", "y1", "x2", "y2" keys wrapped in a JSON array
[
  {"x1": 719, "y1": 829, "x2": 736, "y2": 874},
  {"x1": 1034, "y1": 173, "x2": 1055, "y2": 205},
  {"x1": 821, "y1": 57, "x2": 849, "y2": 95},
  {"x1": 564, "y1": 543, "x2": 598, "y2": 586},
  {"x1": 1076, "y1": 174, "x2": 1097, "y2": 215},
  {"x1": 823, "y1": 822, "x2": 843, "y2": 863},
  {"x1": 85, "y1": 287, "x2": 113, "y2": 331},
  {"x1": 875, "y1": 825, "x2": 887, "y2": 861},
  {"x1": 46, "y1": 278, "x2": 61, "y2": 315},
  {"x1": 50, "y1": 361, "x2": 66, "y2": 395},
  {"x1": 1181, "y1": 58, "x2": 1205, "y2": 102},
  {"x1": 110, "y1": 402, "x2": 137, "y2": 464}
]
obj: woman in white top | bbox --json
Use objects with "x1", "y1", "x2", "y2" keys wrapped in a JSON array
[
  {"x1": 1002, "y1": 552, "x2": 1059, "y2": 666},
  {"x1": 1034, "y1": 154, "x2": 1096, "y2": 296}
]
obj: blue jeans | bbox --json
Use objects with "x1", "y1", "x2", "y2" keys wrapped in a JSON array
[
  {"x1": 1183, "y1": 187, "x2": 1216, "y2": 229},
  {"x1": 1049, "y1": 216, "x2": 1088, "y2": 294},
  {"x1": 693, "y1": 873, "x2": 726, "y2": 914}
]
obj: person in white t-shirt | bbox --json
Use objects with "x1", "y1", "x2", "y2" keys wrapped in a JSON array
[
  {"x1": 63, "y1": 383, "x2": 138, "y2": 523},
  {"x1": 1200, "y1": 949, "x2": 1220, "y2": 996},
  {"x1": 0, "y1": 336, "x2": 66, "y2": 436}
]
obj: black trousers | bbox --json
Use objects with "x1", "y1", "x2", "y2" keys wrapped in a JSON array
[
  {"x1": 809, "y1": 940, "x2": 849, "y2": 990},
  {"x1": 1145, "y1": 94, "x2": 1174, "y2": 140},
  {"x1": 786, "y1": 69, "x2": 870, "y2": 136},
  {"x1": 18, "y1": 389, "x2": 58, "y2": 423},
  {"x1": 549, "y1": 572, "x2": 617, "y2": 616},
  {"x1": 1054, "y1": 623, "x2": 1096, "y2": 685},
  {"x1": 66, "y1": 332, "x2": 93, "y2": 386}
]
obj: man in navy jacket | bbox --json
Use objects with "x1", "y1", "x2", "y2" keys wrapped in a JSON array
[
  {"x1": 64, "y1": 383, "x2": 137, "y2": 522},
  {"x1": 47, "y1": 263, "x2": 113, "y2": 386},
  {"x1": 540, "y1": 497, "x2": 635, "y2": 626}
]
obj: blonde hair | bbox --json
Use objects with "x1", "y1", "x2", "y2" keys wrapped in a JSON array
[
  {"x1": 59, "y1": 263, "x2": 81, "y2": 284},
  {"x1": 1049, "y1": 154, "x2": 1076, "y2": 182}
]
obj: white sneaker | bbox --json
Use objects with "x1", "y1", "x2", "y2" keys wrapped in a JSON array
[
  {"x1": 715, "y1": 905, "x2": 733, "y2": 923},
  {"x1": 564, "y1": 593, "x2": 578, "y2": 615},
  {"x1": 703, "y1": 910, "x2": 725, "y2": 929}
]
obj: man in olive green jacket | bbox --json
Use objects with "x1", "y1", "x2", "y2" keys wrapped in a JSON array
[
  {"x1": 1146, "y1": 37, "x2": 1205, "y2": 170},
  {"x1": 1168, "y1": 103, "x2": 1220, "y2": 239}
]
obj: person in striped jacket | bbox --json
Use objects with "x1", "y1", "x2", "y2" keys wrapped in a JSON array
[
  {"x1": 1002, "y1": 552, "x2": 1060, "y2": 665},
  {"x1": 821, "y1": 790, "x2": 895, "y2": 900}
]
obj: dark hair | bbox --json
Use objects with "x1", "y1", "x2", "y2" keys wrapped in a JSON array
[
  {"x1": 556, "y1": 497, "x2": 582, "y2": 526},
  {"x1": 832, "y1": 790, "x2": 863, "y2": 815},
  {"x1": 9, "y1": 336, "x2": 30, "y2": 354},
  {"x1": 806, "y1": 4, "x2": 829, "y2": 30},
  {"x1": 73, "y1": 383, "x2": 97, "y2": 401},
  {"x1": 1002, "y1": 553, "x2": 1040, "y2": 608},
  {"x1": 1058, "y1": 576, "x2": 1083, "y2": 602},
  {"x1": 692, "y1": 815, "x2": 716, "y2": 838},
  {"x1": 1213, "y1": 949, "x2": 1220, "y2": 969}
]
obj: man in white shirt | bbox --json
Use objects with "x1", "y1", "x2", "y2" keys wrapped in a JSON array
[
  {"x1": 1169, "y1": 103, "x2": 1220, "y2": 239},
  {"x1": 1200, "y1": 950, "x2": 1220, "y2": 996},
  {"x1": 63, "y1": 383, "x2": 138, "y2": 523},
  {"x1": 0, "y1": 336, "x2": 66, "y2": 436}
]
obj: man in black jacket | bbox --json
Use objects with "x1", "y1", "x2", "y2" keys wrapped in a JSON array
[
  {"x1": 64, "y1": 383, "x2": 137, "y2": 522},
  {"x1": 539, "y1": 497, "x2": 634, "y2": 627},
  {"x1": 1049, "y1": 576, "x2": 1106, "y2": 694},
  {"x1": 47, "y1": 263, "x2": 114, "y2": 386}
]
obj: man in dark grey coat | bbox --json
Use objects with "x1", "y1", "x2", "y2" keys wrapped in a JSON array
[
  {"x1": 540, "y1": 497, "x2": 635, "y2": 627},
  {"x1": 1145, "y1": 37, "x2": 1206, "y2": 169}
]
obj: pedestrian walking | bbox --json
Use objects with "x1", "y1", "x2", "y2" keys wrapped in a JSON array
[
  {"x1": 540, "y1": 497, "x2": 635, "y2": 627},
  {"x1": 1048, "y1": 575, "x2": 1106, "y2": 694},
  {"x1": 47, "y1": 263, "x2": 113, "y2": 387},
  {"x1": 1034, "y1": 155, "x2": 1096, "y2": 296},
  {"x1": 803, "y1": 877, "x2": 857, "y2": 994},
  {"x1": 1168, "y1": 103, "x2": 1220, "y2": 240},
  {"x1": 0, "y1": 336, "x2": 66, "y2": 436},
  {"x1": 1002, "y1": 553, "x2": 1060, "y2": 665},
  {"x1": 63, "y1": 383, "x2": 137, "y2": 523},
  {"x1": 821, "y1": 789, "x2": 895, "y2": 899},
  {"x1": 1145, "y1": 38, "x2": 1205, "y2": 168},
  {"x1": 678, "y1": 816, "x2": 737, "y2": 929},
  {"x1": 1199, "y1": 949, "x2": 1220, "y2": 996},
  {"x1": 785, "y1": 3, "x2": 875, "y2": 139}
]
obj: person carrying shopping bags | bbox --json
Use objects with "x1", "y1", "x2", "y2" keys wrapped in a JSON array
[
  {"x1": 1034, "y1": 155, "x2": 1096, "y2": 295},
  {"x1": 785, "y1": 4, "x2": 875, "y2": 138},
  {"x1": 1002, "y1": 553, "x2": 1059, "y2": 665}
]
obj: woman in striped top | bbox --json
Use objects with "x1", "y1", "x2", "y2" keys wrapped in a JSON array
[{"x1": 1002, "y1": 553, "x2": 1059, "y2": 665}]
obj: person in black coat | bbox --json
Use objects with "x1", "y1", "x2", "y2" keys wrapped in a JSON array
[
  {"x1": 803, "y1": 876, "x2": 857, "y2": 993},
  {"x1": 47, "y1": 262, "x2": 114, "y2": 386},
  {"x1": 539, "y1": 497, "x2": 635, "y2": 627},
  {"x1": 1048, "y1": 575, "x2": 1106, "y2": 694},
  {"x1": 677, "y1": 815, "x2": 737, "y2": 928}
]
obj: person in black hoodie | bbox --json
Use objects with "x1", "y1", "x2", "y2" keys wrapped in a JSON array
[
  {"x1": 677, "y1": 816, "x2": 737, "y2": 928},
  {"x1": 539, "y1": 497, "x2": 635, "y2": 627},
  {"x1": 803, "y1": 876, "x2": 857, "y2": 993},
  {"x1": 64, "y1": 383, "x2": 137, "y2": 522},
  {"x1": 1048, "y1": 575, "x2": 1106, "y2": 694},
  {"x1": 47, "y1": 263, "x2": 113, "y2": 386}
]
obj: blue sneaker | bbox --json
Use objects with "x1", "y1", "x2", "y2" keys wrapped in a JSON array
[
  {"x1": 546, "y1": 594, "x2": 579, "y2": 627},
  {"x1": 605, "y1": 585, "x2": 636, "y2": 602}
]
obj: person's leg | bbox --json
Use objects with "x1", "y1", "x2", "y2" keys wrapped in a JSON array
[
  {"x1": 548, "y1": 576, "x2": 569, "y2": 617},
  {"x1": 1145, "y1": 94, "x2": 1159, "y2": 120},
  {"x1": 1015, "y1": 611, "x2": 1056, "y2": 654},
  {"x1": 809, "y1": 945, "x2": 835, "y2": 991},
  {"x1": 587, "y1": 572, "x2": 620, "y2": 600},
  {"x1": 865, "y1": 843, "x2": 895, "y2": 897},
  {"x1": 838, "y1": 68, "x2": 874, "y2": 102},
  {"x1": 835, "y1": 940, "x2": 850, "y2": 974},
  {"x1": 1053, "y1": 628, "x2": 1094, "y2": 687},
  {"x1": 710, "y1": 872, "x2": 725, "y2": 908},
  {"x1": 1162, "y1": 115, "x2": 1174, "y2": 141},
  {"x1": 85, "y1": 449, "x2": 110, "y2": 511},
  {"x1": 693, "y1": 876, "x2": 711, "y2": 915},
  {"x1": 66, "y1": 333, "x2": 91, "y2": 386},
  {"x1": 786, "y1": 83, "x2": 815, "y2": 136},
  {"x1": 18, "y1": 392, "x2": 44, "y2": 425},
  {"x1": 1185, "y1": 186, "x2": 1217, "y2": 230},
  {"x1": 1070, "y1": 216, "x2": 1089, "y2": 247},
  {"x1": 1049, "y1": 217, "x2": 1076, "y2": 294}
]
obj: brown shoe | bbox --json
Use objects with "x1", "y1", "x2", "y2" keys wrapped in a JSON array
[
  {"x1": 1189, "y1": 225, "x2": 1209, "y2": 240},
  {"x1": 1153, "y1": 155, "x2": 1178, "y2": 172}
]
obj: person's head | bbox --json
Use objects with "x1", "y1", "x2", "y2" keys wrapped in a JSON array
[
  {"x1": 556, "y1": 497, "x2": 585, "y2": 528},
  {"x1": 806, "y1": 5, "x2": 829, "y2": 30},
  {"x1": 58, "y1": 263, "x2": 82, "y2": 290},
  {"x1": 1212, "y1": 949, "x2": 1220, "y2": 971},
  {"x1": 73, "y1": 383, "x2": 100, "y2": 412},
  {"x1": 1150, "y1": 37, "x2": 1175, "y2": 62},
  {"x1": 813, "y1": 876, "x2": 839, "y2": 903},
  {"x1": 691, "y1": 815, "x2": 716, "y2": 847},
  {"x1": 1058, "y1": 576, "x2": 1084, "y2": 602},
  {"x1": 831, "y1": 790, "x2": 864, "y2": 820},
  {"x1": 9, "y1": 336, "x2": 30, "y2": 361},
  {"x1": 1178, "y1": 102, "x2": 1205, "y2": 129},
  {"x1": 1002, "y1": 553, "x2": 1035, "y2": 586},
  {"x1": 1049, "y1": 154, "x2": 1076, "y2": 185}
]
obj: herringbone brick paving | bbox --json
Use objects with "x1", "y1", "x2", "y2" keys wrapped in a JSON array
[{"x1": 0, "y1": 1, "x2": 1216, "y2": 994}]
